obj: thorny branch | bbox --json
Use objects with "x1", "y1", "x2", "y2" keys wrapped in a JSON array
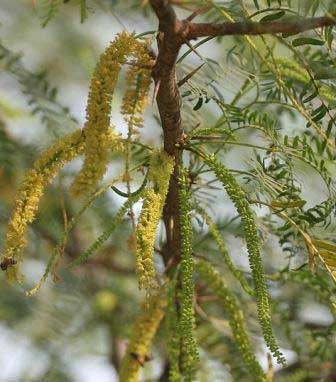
[
  {"x1": 148, "y1": 0, "x2": 336, "y2": 266},
  {"x1": 185, "y1": 12, "x2": 336, "y2": 39}
]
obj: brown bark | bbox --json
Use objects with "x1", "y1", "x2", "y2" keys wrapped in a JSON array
[
  {"x1": 150, "y1": 0, "x2": 187, "y2": 265},
  {"x1": 185, "y1": 13, "x2": 336, "y2": 40}
]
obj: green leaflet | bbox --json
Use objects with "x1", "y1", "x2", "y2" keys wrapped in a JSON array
[
  {"x1": 68, "y1": 194, "x2": 142, "y2": 269},
  {"x1": 292, "y1": 37, "x2": 325, "y2": 47},
  {"x1": 196, "y1": 260, "x2": 265, "y2": 381},
  {"x1": 203, "y1": 154, "x2": 285, "y2": 365}
]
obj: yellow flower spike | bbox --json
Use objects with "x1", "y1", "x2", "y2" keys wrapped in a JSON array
[
  {"x1": 135, "y1": 150, "x2": 174, "y2": 290},
  {"x1": 136, "y1": 188, "x2": 162, "y2": 290},
  {"x1": 120, "y1": 40, "x2": 153, "y2": 230},
  {"x1": 274, "y1": 57, "x2": 335, "y2": 104},
  {"x1": 119, "y1": 290, "x2": 166, "y2": 382},
  {"x1": 147, "y1": 150, "x2": 175, "y2": 198},
  {"x1": 70, "y1": 32, "x2": 152, "y2": 196},
  {"x1": 165, "y1": 279, "x2": 182, "y2": 382},
  {"x1": 1, "y1": 130, "x2": 85, "y2": 282},
  {"x1": 121, "y1": 41, "x2": 152, "y2": 134},
  {"x1": 177, "y1": 167, "x2": 199, "y2": 381},
  {"x1": 275, "y1": 57, "x2": 310, "y2": 84}
]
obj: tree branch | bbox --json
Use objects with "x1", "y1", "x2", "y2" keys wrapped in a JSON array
[
  {"x1": 150, "y1": 0, "x2": 186, "y2": 265},
  {"x1": 149, "y1": 0, "x2": 177, "y2": 34},
  {"x1": 186, "y1": 13, "x2": 336, "y2": 40}
]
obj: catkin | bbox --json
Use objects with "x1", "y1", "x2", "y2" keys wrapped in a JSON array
[
  {"x1": 165, "y1": 279, "x2": 182, "y2": 382},
  {"x1": 121, "y1": 41, "x2": 152, "y2": 134},
  {"x1": 275, "y1": 57, "x2": 334, "y2": 103},
  {"x1": 71, "y1": 32, "x2": 151, "y2": 196},
  {"x1": 119, "y1": 290, "x2": 166, "y2": 382},
  {"x1": 135, "y1": 150, "x2": 174, "y2": 289},
  {"x1": 196, "y1": 260, "x2": 266, "y2": 381},
  {"x1": 177, "y1": 168, "x2": 199, "y2": 381},
  {"x1": 1, "y1": 130, "x2": 84, "y2": 282},
  {"x1": 136, "y1": 188, "x2": 163, "y2": 289},
  {"x1": 275, "y1": 57, "x2": 310, "y2": 84},
  {"x1": 147, "y1": 150, "x2": 175, "y2": 196},
  {"x1": 204, "y1": 154, "x2": 285, "y2": 365}
]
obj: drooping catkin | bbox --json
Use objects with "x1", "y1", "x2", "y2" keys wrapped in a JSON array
[
  {"x1": 196, "y1": 260, "x2": 266, "y2": 381},
  {"x1": 135, "y1": 150, "x2": 174, "y2": 289},
  {"x1": 121, "y1": 39, "x2": 152, "y2": 227},
  {"x1": 195, "y1": 206, "x2": 254, "y2": 296},
  {"x1": 1, "y1": 130, "x2": 84, "y2": 282},
  {"x1": 165, "y1": 279, "x2": 182, "y2": 382},
  {"x1": 275, "y1": 57, "x2": 334, "y2": 102},
  {"x1": 177, "y1": 168, "x2": 199, "y2": 381},
  {"x1": 121, "y1": 40, "x2": 152, "y2": 134},
  {"x1": 204, "y1": 154, "x2": 285, "y2": 365},
  {"x1": 119, "y1": 290, "x2": 166, "y2": 382},
  {"x1": 135, "y1": 188, "x2": 163, "y2": 289},
  {"x1": 147, "y1": 150, "x2": 175, "y2": 196},
  {"x1": 70, "y1": 32, "x2": 149, "y2": 196},
  {"x1": 275, "y1": 57, "x2": 310, "y2": 84}
]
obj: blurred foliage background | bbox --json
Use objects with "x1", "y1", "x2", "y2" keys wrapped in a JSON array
[{"x1": 0, "y1": 1, "x2": 336, "y2": 381}]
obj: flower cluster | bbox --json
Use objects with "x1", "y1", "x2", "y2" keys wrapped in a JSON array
[
  {"x1": 1, "y1": 130, "x2": 85, "y2": 282},
  {"x1": 119, "y1": 290, "x2": 166, "y2": 382},
  {"x1": 178, "y1": 169, "x2": 199, "y2": 380},
  {"x1": 147, "y1": 150, "x2": 175, "y2": 196},
  {"x1": 165, "y1": 168, "x2": 199, "y2": 382},
  {"x1": 165, "y1": 279, "x2": 182, "y2": 382},
  {"x1": 135, "y1": 150, "x2": 174, "y2": 290},
  {"x1": 204, "y1": 154, "x2": 285, "y2": 365},
  {"x1": 135, "y1": 188, "x2": 163, "y2": 289},
  {"x1": 196, "y1": 260, "x2": 265, "y2": 381},
  {"x1": 121, "y1": 40, "x2": 153, "y2": 135},
  {"x1": 275, "y1": 57, "x2": 334, "y2": 102},
  {"x1": 70, "y1": 32, "x2": 140, "y2": 196}
]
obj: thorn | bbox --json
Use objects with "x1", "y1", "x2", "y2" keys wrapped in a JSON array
[
  {"x1": 184, "y1": 39, "x2": 203, "y2": 60},
  {"x1": 152, "y1": 79, "x2": 161, "y2": 104},
  {"x1": 178, "y1": 63, "x2": 205, "y2": 87},
  {"x1": 185, "y1": 5, "x2": 211, "y2": 22}
]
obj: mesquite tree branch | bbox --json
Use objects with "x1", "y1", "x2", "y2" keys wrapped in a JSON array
[
  {"x1": 149, "y1": 0, "x2": 336, "y2": 266},
  {"x1": 150, "y1": 0, "x2": 186, "y2": 264},
  {"x1": 185, "y1": 13, "x2": 336, "y2": 40},
  {"x1": 150, "y1": 0, "x2": 177, "y2": 34}
]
